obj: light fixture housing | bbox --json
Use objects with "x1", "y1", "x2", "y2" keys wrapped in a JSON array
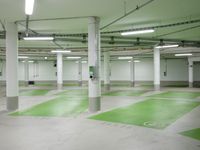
[
  {"x1": 18, "y1": 56, "x2": 29, "y2": 59},
  {"x1": 66, "y1": 56, "x2": 81, "y2": 59},
  {"x1": 118, "y1": 56, "x2": 133, "y2": 60},
  {"x1": 23, "y1": 37, "x2": 54, "y2": 41},
  {"x1": 134, "y1": 60, "x2": 141, "y2": 63},
  {"x1": 175, "y1": 53, "x2": 192, "y2": 56},
  {"x1": 25, "y1": 0, "x2": 35, "y2": 15},
  {"x1": 128, "y1": 60, "x2": 141, "y2": 63},
  {"x1": 121, "y1": 29, "x2": 154, "y2": 36},
  {"x1": 155, "y1": 44, "x2": 179, "y2": 49},
  {"x1": 51, "y1": 50, "x2": 71, "y2": 53}
]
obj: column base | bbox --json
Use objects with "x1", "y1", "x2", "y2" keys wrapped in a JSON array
[
  {"x1": 130, "y1": 81, "x2": 135, "y2": 87},
  {"x1": 189, "y1": 82, "x2": 193, "y2": 88},
  {"x1": 89, "y1": 97, "x2": 101, "y2": 112},
  {"x1": 104, "y1": 84, "x2": 110, "y2": 91},
  {"x1": 7, "y1": 96, "x2": 18, "y2": 111},
  {"x1": 57, "y1": 84, "x2": 63, "y2": 90},
  {"x1": 78, "y1": 81, "x2": 82, "y2": 87},
  {"x1": 154, "y1": 84, "x2": 160, "y2": 91}
]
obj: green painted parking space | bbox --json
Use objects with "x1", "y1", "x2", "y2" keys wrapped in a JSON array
[
  {"x1": 103, "y1": 90, "x2": 148, "y2": 96},
  {"x1": 180, "y1": 128, "x2": 200, "y2": 141},
  {"x1": 12, "y1": 89, "x2": 88, "y2": 117},
  {"x1": 89, "y1": 99, "x2": 200, "y2": 129},
  {"x1": 20, "y1": 89, "x2": 51, "y2": 96},
  {"x1": 11, "y1": 96, "x2": 88, "y2": 117},
  {"x1": 56, "y1": 89, "x2": 88, "y2": 97},
  {"x1": 149, "y1": 91, "x2": 200, "y2": 99}
]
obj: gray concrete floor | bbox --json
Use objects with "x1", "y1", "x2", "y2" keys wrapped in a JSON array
[{"x1": 0, "y1": 85, "x2": 200, "y2": 150}]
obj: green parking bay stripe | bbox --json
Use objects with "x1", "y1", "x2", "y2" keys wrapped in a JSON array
[
  {"x1": 180, "y1": 128, "x2": 200, "y2": 141},
  {"x1": 10, "y1": 96, "x2": 88, "y2": 117},
  {"x1": 20, "y1": 89, "x2": 50, "y2": 96},
  {"x1": 104, "y1": 90, "x2": 147, "y2": 96},
  {"x1": 89, "y1": 99, "x2": 200, "y2": 129},
  {"x1": 149, "y1": 91, "x2": 200, "y2": 99}
]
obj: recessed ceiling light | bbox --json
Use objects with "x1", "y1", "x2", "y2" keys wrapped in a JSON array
[
  {"x1": 121, "y1": 29, "x2": 154, "y2": 36},
  {"x1": 44, "y1": 57, "x2": 48, "y2": 60},
  {"x1": 23, "y1": 37, "x2": 54, "y2": 41},
  {"x1": 175, "y1": 53, "x2": 192, "y2": 56},
  {"x1": 25, "y1": 0, "x2": 35, "y2": 15},
  {"x1": 118, "y1": 56, "x2": 133, "y2": 60},
  {"x1": 155, "y1": 44, "x2": 179, "y2": 49},
  {"x1": 51, "y1": 50, "x2": 71, "y2": 53}
]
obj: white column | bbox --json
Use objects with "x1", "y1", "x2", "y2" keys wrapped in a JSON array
[
  {"x1": 104, "y1": 51, "x2": 110, "y2": 91},
  {"x1": 154, "y1": 47, "x2": 160, "y2": 90},
  {"x1": 6, "y1": 22, "x2": 19, "y2": 111},
  {"x1": 130, "y1": 58, "x2": 135, "y2": 87},
  {"x1": 57, "y1": 53, "x2": 63, "y2": 89},
  {"x1": 78, "y1": 59, "x2": 82, "y2": 86},
  {"x1": 188, "y1": 59, "x2": 193, "y2": 88},
  {"x1": 24, "y1": 59, "x2": 29, "y2": 86},
  {"x1": 88, "y1": 16, "x2": 101, "y2": 112}
]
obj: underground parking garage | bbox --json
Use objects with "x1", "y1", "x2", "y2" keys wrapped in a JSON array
[{"x1": 0, "y1": 0, "x2": 200, "y2": 150}]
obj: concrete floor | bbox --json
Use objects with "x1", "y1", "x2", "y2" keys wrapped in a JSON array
[{"x1": 0, "y1": 85, "x2": 200, "y2": 150}]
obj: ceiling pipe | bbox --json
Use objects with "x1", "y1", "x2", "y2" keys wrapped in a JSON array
[
  {"x1": 15, "y1": 16, "x2": 90, "y2": 23},
  {"x1": 100, "y1": 0, "x2": 155, "y2": 30}
]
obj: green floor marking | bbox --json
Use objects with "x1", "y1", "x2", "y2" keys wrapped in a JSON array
[
  {"x1": 20, "y1": 89, "x2": 50, "y2": 96},
  {"x1": 104, "y1": 90, "x2": 147, "y2": 96},
  {"x1": 180, "y1": 128, "x2": 200, "y2": 140},
  {"x1": 11, "y1": 96, "x2": 88, "y2": 117},
  {"x1": 150, "y1": 91, "x2": 200, "y2": 99},
  {"x1": 56, "y1": 89, "x2": 88, "y2": 97},
  {"x1": 12, "y1": 89, "x2": 89, "y2": 117},
  {"x1": 89, "y1": 99, "x2": 200, "y2": 129}
]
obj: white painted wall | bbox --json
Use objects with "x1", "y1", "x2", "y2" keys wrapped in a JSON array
[{"x1": 0, "y1": 58, "x2": 199, "y2": 81}]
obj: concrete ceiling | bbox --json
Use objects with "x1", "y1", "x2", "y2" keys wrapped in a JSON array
[{"x1": 0, "y1": 0, "x2": 200, "y2": 58}]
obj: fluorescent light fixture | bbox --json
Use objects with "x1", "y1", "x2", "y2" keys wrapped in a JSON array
[
  {"x1": 23, "y1": 37, "x2": 54, "y2": 41},
  {"x1": 25, "y1": 0, "x2": 35, "y2": 15},
  {"x1": 18, "y1": 56, "x2": 29, "y2": 59},
  {"x1": 75, "y1": 61, "x2": 87, "y2": 64},
  {"x1": 81, "y1": 61, "x2": 87, "y2": 63},
  {"x1": 118, "y1": 56, "x2": 133, "y2": 60},
  {"x1": 175, "y1": 53, "x2": 192, "y2": 57},
  {"x1": 44, "y1": 57, "x2": 48, "y2": 60},
  {"x1": 128, "y1": 60, "x2": 140, "y2": 63},
  {"x1": 66, "y1": 56, "x2": 81, "y2": 59},
  {"x1": 28, "y1": 60, "x2": 34, "y2": 63},
  {"x1": 121, "y1": 29, "x2": 154, "y2": 36},
  {"x1": 155, "y1": 44, "x2": 179, "y2": 49},
  {"x1": 134, "y1": 60, "x2": 140, "y2": 63},
  {"x1": 21, "y1": 61, "x2": 25, "y2": 63},
  {"x1": 51, "y1": 50, "x2": 71, "y2": 53}
]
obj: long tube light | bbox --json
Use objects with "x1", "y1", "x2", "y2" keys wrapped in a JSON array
[
  {"x1": 66, "y1": 56, "x2": 81, "y2": 59},
  {"x1": 175, "y1": 53, "x2": 192, "y2": 56},
  {"x1": 51, "y1": 50, "x2": 71, "y2": 53},
  {"x1": 155, "y1": 44, "x2": 179, "y2": 49},
  {"x1": 121, "y1": 29, "x2": 154, "y2": 36},
  {"x1": 128, "y1": 60, "x2": 141, "y2": 63},
  {"x1": 118, "y1": 56, "x2": 133, "y2": 60},
  {"x1": 18, "y1": 56, "x2": 29, "y2": 59},
  {"x1": 23, "y1": 37, "x2": 54, "y2": 41},
  {"x1": 25, "y1": 0, "x2": 35, "y2": 15}
]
